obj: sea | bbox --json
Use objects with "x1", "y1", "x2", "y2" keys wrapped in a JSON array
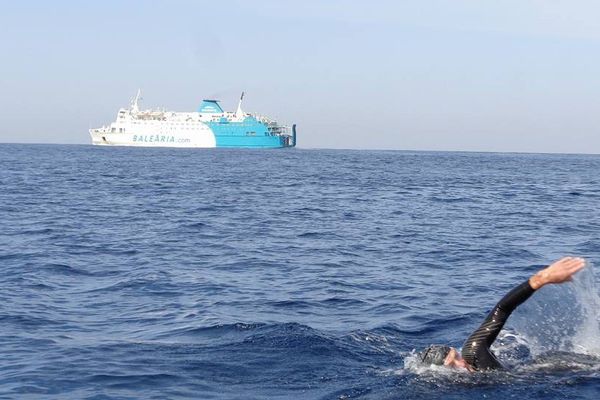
[{"x1": 1, "y1": 144, "x2": 600, "y2": 399}]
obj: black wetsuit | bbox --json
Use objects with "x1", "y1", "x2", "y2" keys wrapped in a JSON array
[{"x1": 461, "y1": 280, "x2": 536, "y2": 370}]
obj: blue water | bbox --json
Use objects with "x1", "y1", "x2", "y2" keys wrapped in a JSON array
[{"x1": 1, "y1": 144, "x2": 600, "y2": 399}]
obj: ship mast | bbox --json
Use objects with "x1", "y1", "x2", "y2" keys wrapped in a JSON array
[
  {"x1": 131, "y1": 89, "x2": 142, "y2": 113},
  {"x1": 235, "y1": 91, "x2": 245, "y2": 117}
]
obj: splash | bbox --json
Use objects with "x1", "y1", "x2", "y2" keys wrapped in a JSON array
[
  {"x1": 402, "y1": 350, "x2": 471, "y2": 376},
  {"x1": 509, "y1": 262, "x2": 600, "y2": 359},
  {"x1": 571, "y1": 263, "x2": 600, "y2": 354}
]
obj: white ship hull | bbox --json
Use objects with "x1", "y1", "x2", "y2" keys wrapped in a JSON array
[{"x1": 90, "y1": 126, "x2": 217, "y2": 148}]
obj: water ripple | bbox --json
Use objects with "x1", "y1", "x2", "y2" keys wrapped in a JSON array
[{"x1": 1, "y1": 145, "x2": 600, "y2": 399}]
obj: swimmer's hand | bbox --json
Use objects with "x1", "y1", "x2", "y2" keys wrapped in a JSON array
[{"x1": 529, "y1": 257, "x2": 586, "y2": 289}]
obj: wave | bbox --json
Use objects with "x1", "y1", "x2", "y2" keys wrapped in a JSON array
[
  {"x1": 4, "y1": 227, "x2": 55, "y2": 236},
  {"x1": 82, "y1": 278, "x2": 181, "y2": 296},
  {"x1": 41, "y1": 263, "x2": 94, "y2": 277},
  {"x1": 519, "y1": 351, "x2": 600, "y2": 373},
  {"x1": 88, "y1": 373, "x2": 180, "y2": 387},
  {"x1": 0, "y1": 313, "x2": 62, "y2": 328},
  {"x1": 155, "y1": 322, "x2": 266, "y2": 341},
  {"x1": 182, "y1": 221, "x2": 207, "y2": 229},
  {"x1": 297, "y1": 231, "x2": 343, "y2": 239},
  {"x1": 151, "y1": 322, "x2": 397, "y2": 360}
]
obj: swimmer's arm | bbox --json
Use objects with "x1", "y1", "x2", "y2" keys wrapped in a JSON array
[
  {"x1": 461, "y1": 256, "x2": 585, "y2": 370},
  {"x1": 528, "y1": 257, "x2": 586, "y2": 290},
  {"x1": 498, "y1": 257, "x2": 586, "y2": 314}
]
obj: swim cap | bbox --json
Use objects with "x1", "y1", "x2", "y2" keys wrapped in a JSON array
[{"x1": 419, "y1": 345, "x2": 451, "y2": 365}]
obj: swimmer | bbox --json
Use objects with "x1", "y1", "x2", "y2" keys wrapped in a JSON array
[{"x1": 419, "y1": 256, "x2": 586, "y2": 371}]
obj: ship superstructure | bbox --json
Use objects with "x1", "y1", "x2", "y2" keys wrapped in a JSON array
[{"x1": 90, "y1": 91, "x2": 296, "y2": 148}]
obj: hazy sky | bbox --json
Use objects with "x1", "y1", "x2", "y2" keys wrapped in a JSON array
[{"x1": 2, "y1": 0, "x2": 600, "y2": 152}]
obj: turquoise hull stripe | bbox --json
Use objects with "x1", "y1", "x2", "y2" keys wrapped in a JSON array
[
  {"x1": 215, "y1": 135, "x2": 286, "y2": 148},
  {"x1": 207, "y1": 116, "x2": 292, "y2": 148}
]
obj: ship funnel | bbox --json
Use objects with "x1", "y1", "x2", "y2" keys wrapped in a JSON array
[{"x1": 198, "y1": 99, "x2": 224, "y2": 113}]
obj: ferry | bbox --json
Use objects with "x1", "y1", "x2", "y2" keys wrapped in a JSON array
[{"x1": 90, "y1": 91, "x2": 296, "y2": 148}]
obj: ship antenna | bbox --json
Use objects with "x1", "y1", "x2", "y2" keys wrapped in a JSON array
[
  {"x1": 235, "y1": 91, "x2": 245, "y2": 118},
  {"x1": 131, "y1": 89, "x2": 142, "y2": 113}
]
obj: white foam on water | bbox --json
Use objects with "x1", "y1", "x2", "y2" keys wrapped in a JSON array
[{"x1": 401, "y1": 350, "x2": 471, "y2": 376}]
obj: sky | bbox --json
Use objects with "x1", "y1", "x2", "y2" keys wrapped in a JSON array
[{"x1": 1, "y1": 0, "x2": 600, "y2": 153}]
